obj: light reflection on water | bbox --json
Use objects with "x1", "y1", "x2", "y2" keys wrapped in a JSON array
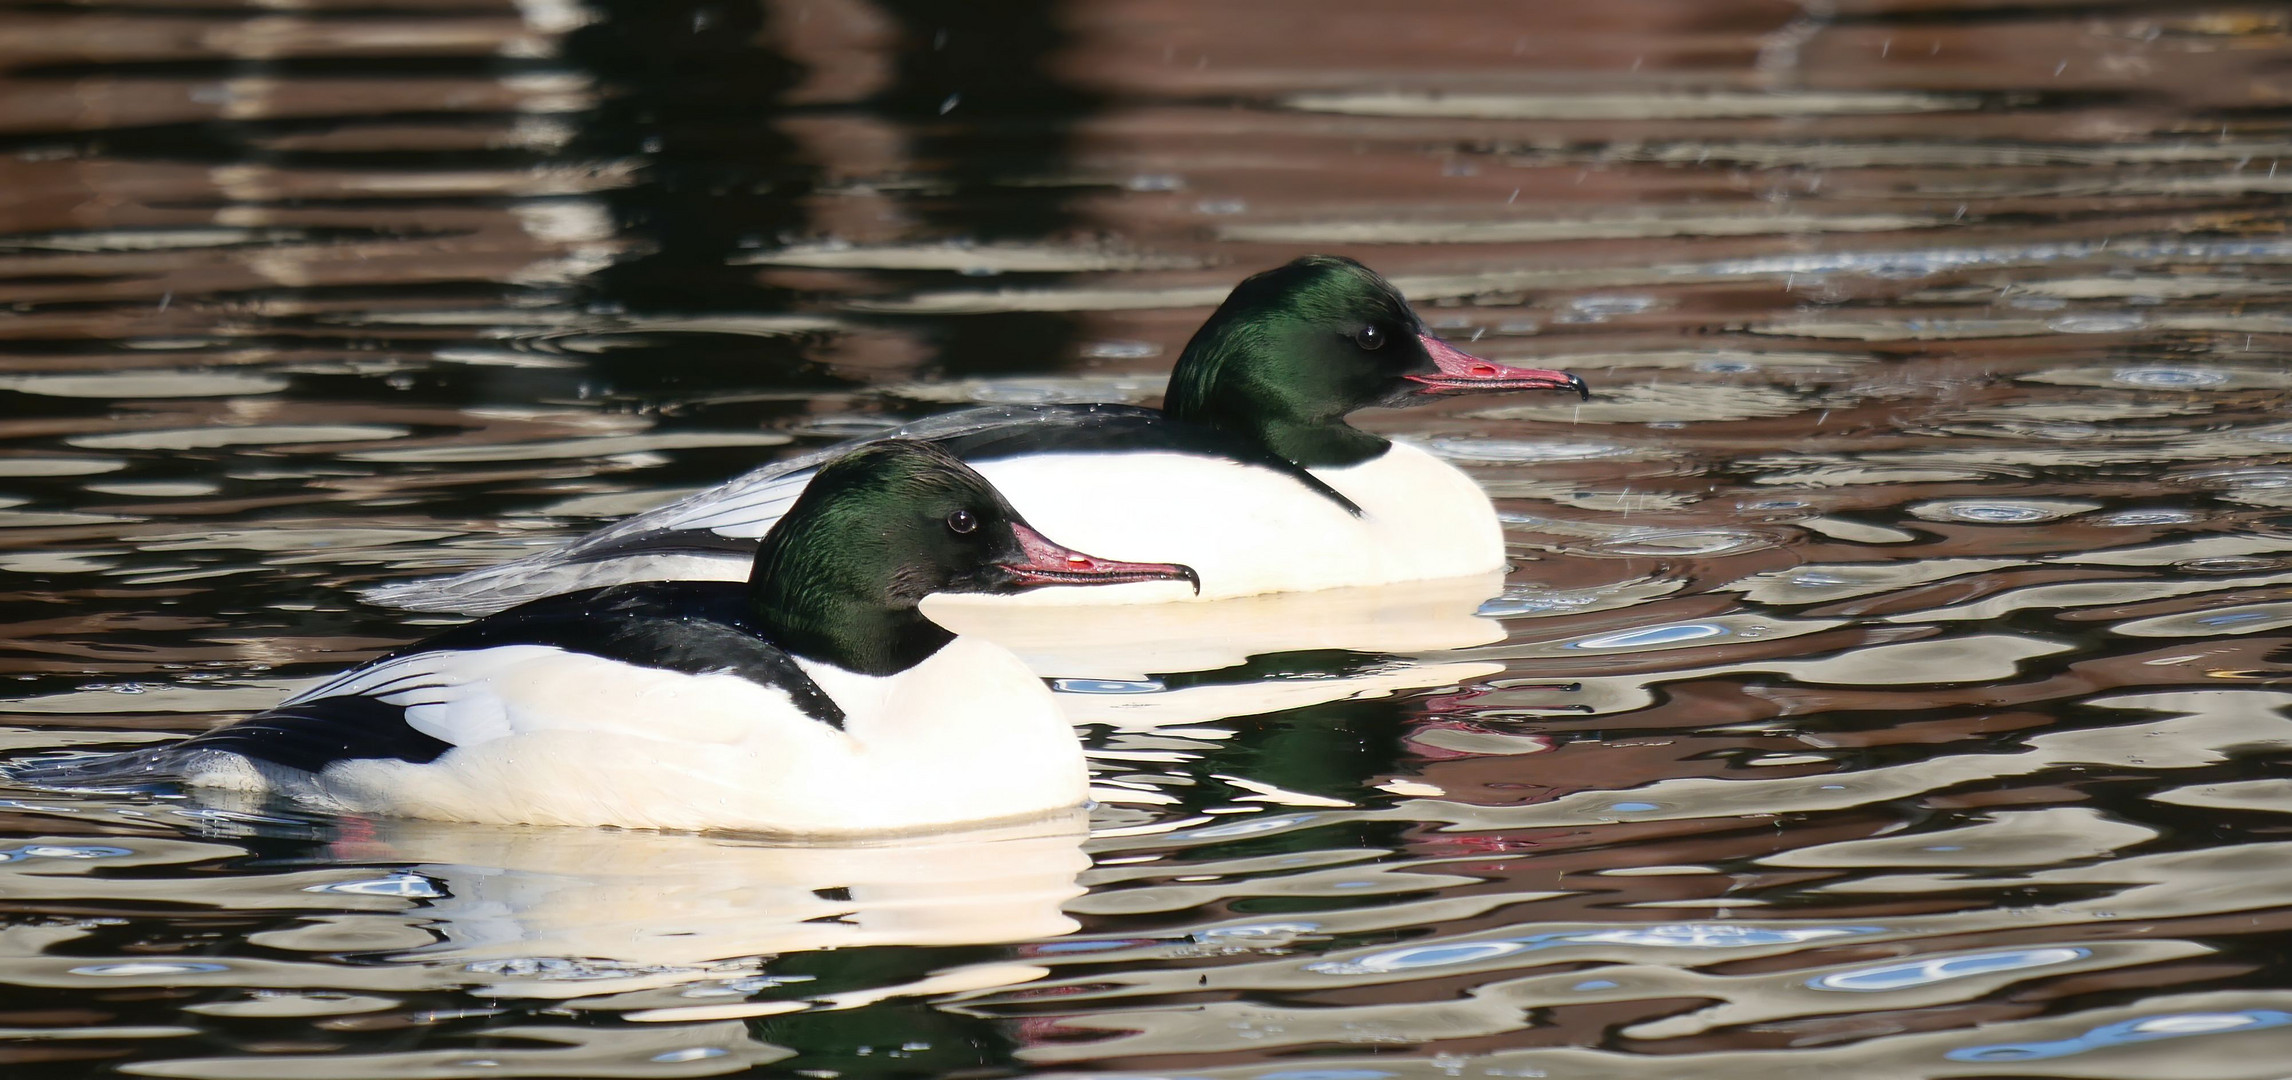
[{"x1": 1, "y1": 1, "x2": 2291, "y2": 1078}]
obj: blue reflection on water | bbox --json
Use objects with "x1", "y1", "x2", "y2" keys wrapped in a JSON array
[
  {"x1": 463, "y1": 957, "x2": 687, "y2": 981},
  {"x1": 1568, "y1": 623, "x2": 1728, "y2": 650},
  {"x1": 72, "y1": 961, "x2": 231, "y2": 976},
  {"x1": 1307, "y1": 924, "x2": 1883, "y2": 975},
  {"x1": 1551, "y1": 925, "x2": 1879, "y2": 948},
  {"x1": 1183, "y1": 814, "x2": 1314, "y2": 839},
  {"x1": 2096, "y1": 508, "x2": 2199, "y2": 526},
  {"x1": 1054, "y1": 678, "x2": 1165, "y2": 694},
  {"x1": 1032, "y1": 940, "x2": 1133, "y2": 954},
  {"x1": 1936, "y1": 503, "x2": 2054, "y2": 523},
  {"x1": 1194, "y1": 922, "x2": 1320, "y2": 943},
  {"x1": 1813, "y1": 947, "x2": 2089, "y2": 992},
  {"x1": 0, "y1": 843, "x2": 133, "y2": 861},
  {"x1": 303, "y1": 872, "x2": 447, "y2": 898},
  {"x1": 2114, "y1": 366, "x2": 2230, "y2": 388},
  {"x1": 1947, "y1": 1009, "x2": 2292, "y2": 1062}
]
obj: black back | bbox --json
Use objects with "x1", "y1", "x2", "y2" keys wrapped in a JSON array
[
  {"x1": 186, "y1": 581, "x2": 847, "y2": 775},
  {"x1": 399, "y1": 581, "x2": 848, "y2": 729}
]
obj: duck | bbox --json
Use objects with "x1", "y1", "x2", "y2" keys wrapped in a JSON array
[
  {"x1": 9, "y1": 441, "x2": 1196, "y2": 834},
  {"x1": 367, "y1": 255, "x2": 1589, "y2": 615}
]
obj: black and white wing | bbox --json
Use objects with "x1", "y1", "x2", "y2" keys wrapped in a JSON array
[{"x1": 360, "y1": 403, "x2": 1205, "y2": 614}]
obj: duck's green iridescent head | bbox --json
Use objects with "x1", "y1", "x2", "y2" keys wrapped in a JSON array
[
  {"x1": 1165, "y1": 255, "x2": 1588, "y2": 467},
  {"x1": 750, "y1": 440, "x2": 1195, "y2": 674}
]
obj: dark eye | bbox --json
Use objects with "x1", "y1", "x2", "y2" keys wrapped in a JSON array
[
  {"x1": 946, "y1": 509, "x2": 978, "y2": 535},
  {"x1": 1354, "y1": 324, "x2": 1386, "y2": 351}
]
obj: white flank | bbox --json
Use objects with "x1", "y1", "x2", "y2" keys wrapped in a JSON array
[
  {"x1": 231, "y1": 638, "x2": 1088, "y2": 834},
  {"x1": 969, "y1": 440, "x2": 1505, "y2": 603},
  {"x1": 370, "y1": 439, "x2": 1508, "y2": 613}
]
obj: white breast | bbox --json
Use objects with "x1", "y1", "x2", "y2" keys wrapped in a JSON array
[
  {"x1": 368, "y1": 439, "x2": 1506, "y2": 615},
  {"x1": 946, "y1": 440, "x2": 1504, "y2": 605},
  {"x1": 227, "y1": 637, "x2": 1089, "y2": 834}
]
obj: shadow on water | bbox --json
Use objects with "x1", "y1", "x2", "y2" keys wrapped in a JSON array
[
  {"x1": 567, "y1": 0, "x2": 814, "y2": 313},
  {"x1": 850, "y1": 0, "x2": 1105, "y2": 378}
]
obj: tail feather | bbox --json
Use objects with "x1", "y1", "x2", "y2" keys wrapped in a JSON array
[
  {"x1": 362, "y1": 551, "x2": 752, "y2": 615},
  {"x1": 6, "y1": 745, "x2": 186, "y2": 791},
  {"x1": 360, "y1": 562, "x2": 551, "y2": 616}
]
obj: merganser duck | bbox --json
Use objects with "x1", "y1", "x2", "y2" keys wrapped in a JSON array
[
  {"x1": 10, "y1": 441, "x2": 1195, "y2": 834},
  {"x1": 368, "y1": 255, "x2": 1589, "y2": 615}
]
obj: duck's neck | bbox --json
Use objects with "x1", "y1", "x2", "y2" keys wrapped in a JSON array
[
  {"x1": 748, "y1": 538, "x2": 953, "y2": 678},
  {"x1": 1163, "y1": 332, "x2": 1390, "y2": 469}
]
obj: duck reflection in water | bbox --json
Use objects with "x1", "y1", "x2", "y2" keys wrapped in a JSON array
[{"x1": 304, "y1": 811, "x2": 1093, "y2": 1001}]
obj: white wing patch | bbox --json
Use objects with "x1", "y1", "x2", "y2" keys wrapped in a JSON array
[
  {"x1": 617, "y1": 467, "x2": 818, "y2": 541},
  {"x1": 284, "y1": 645, "x2": 812, "y2": 750}
]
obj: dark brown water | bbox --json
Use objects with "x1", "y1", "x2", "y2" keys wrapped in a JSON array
[{"x1": 3, "y1": 1, "x2": 2292, "y2": 1076}]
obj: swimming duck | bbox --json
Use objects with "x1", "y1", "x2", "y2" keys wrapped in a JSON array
[
  {"x1": 368, "y1": 255, "x2": 1588, "y2": 614},
  {"x1": 12, "y1": 441, "x2": 1195, "y2": 834}
]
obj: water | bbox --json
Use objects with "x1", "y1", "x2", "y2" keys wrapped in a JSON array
[{"x1": 2, "y1": 1, "x2": 2292, "y2": 1076}]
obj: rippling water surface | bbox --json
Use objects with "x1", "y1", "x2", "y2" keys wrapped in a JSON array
[{"x1": 3, "y1": 1, "x2": 2292, "y2": 1076}]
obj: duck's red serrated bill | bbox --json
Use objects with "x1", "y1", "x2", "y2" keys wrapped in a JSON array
[
  {"x1": 1000, "y1": 523, "x2": 1200, "y2": 592},
  {"x1": 1403, "y1": 335, "x2": 1590, "y2": 399}
]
